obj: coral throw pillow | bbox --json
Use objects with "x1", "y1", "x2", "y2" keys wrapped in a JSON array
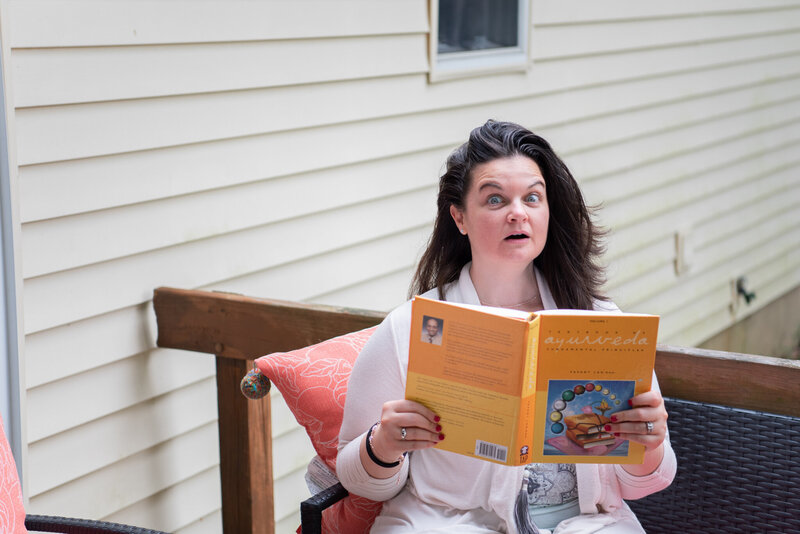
[
  {"x1": 0, "y1": 415, "x2": 27, "y2": 534},
  {"x1": 255, "y1": 326, "x2": 382, "y2": 534}
]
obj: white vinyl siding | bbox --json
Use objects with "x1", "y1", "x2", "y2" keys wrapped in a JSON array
[{"x1": 0, "y1": 0, "x2": 797, "y2": 532}]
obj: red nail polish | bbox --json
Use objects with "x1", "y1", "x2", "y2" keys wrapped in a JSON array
[
  {"x1": 438, "y1": 433, "x2": 445, "y2": 441},
  {"x1": 604, "y1": 425, "x2": 611, "y2": 431},
  {"x1": 628, "y1": 399, "x2": 633, "y2": 407},
  {"x1": 611, "y1": 416, "x2": 618, "y2": 422},
  {"x1": 434, "y1": 415, "x2": 441, "y2": 422},
  {"x1": 436, "y1": 425, "x2": 442, "y2": 432},
  {"x1": 614, "y1": 432, "x2": 620, "y2": 437}
]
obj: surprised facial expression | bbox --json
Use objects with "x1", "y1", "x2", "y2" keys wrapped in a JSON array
[{"x1": 449, "y1": 155, "x2": 549, "y2": 270}]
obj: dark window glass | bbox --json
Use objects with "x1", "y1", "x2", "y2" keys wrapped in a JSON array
[{"x1": 438, "y1": 0, "x2": 519, "y2": 54}]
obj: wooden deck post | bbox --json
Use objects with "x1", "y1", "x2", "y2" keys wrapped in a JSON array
[{"x1": 216, "y1": 357, "x2": 273, "y2": 534}]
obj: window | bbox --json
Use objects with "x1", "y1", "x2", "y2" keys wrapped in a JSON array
[{"x1": 430, "y1": 0, "x2": 530, "y2": 82}]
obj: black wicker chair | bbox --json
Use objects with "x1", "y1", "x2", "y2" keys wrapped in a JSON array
[
  {"x1": 25, "y1": 515, "x2": 169, "y2": 533},
  {"x1": 300, "y1": 398, "x2": 800, "y2": 534},
  {"x1": 628, "y1": 398, "x2": 800, "y2": 533}
]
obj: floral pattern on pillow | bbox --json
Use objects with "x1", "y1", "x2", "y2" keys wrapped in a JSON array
[
  {"x1": 256, "y1": 326, "x2": 382, "y2": 534},
  {"x1": 0, "y1": 415, "x2": 27, "y2": 534}
]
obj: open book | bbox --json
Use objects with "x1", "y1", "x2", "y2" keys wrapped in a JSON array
[{"x1": 405, "y1": 297, "x2": 659, "y2": 465}]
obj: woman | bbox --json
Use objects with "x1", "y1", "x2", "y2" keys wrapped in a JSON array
[{"x1": 337, "y1": 120, "x2": 675, "y2": 533}]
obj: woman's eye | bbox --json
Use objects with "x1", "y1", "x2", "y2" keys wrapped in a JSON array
[
  {"x1": 526, "y1": 193, "x2": 540, "y2": 203},
  {"x1": 488, "y1": 195, "x2": 502, "y2": 205}
]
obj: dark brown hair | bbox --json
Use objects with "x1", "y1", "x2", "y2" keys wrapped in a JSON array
[{"x1": 409, "y1": 120, "x2": 607, "y2": 310}]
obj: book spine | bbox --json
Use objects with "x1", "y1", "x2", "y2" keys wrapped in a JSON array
[
  {"x1": 522, "y1": 319, "x2": 540, "y2": 397},
  {"x1": 513, "y1": 319, "x2": 540, "y2": 465}
]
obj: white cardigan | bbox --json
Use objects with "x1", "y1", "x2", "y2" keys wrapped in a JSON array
[{"x1": 337, "y1": 264, "x2": 676, "y2": 533}]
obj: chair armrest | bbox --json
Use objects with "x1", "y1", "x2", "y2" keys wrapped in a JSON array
[
  {"x1": 25, "y1": 514, "x2": 169, "y2": 534},
  {"x1": 299, "y1": 482, "x2": 349, "y2": 534}
]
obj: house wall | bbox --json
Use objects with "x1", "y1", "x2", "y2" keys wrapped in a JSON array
[
  {"x1": 700, "y1": 283, "x2": 800, "y2": 357},
  {"x1": 1, "y1": 0, "x2": 798, "y2": 532}
]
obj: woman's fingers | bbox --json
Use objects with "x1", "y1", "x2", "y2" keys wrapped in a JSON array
[
  {"x1": 373, "y1": 400, "x2": 444, "y2": 457},
  {"x1": 609, "y1": 420, "x2": 664, "y2": 437},
  {"x1": 391, "y1": 431, "x2": 444, "y2": 451},
  {"x1": 604, "y1": 390, "x2": 668, "y2": 451},
  {"x1": 608, "y1": 419, "x2": 665, "y2": 451},
  {"x1": 628, "y1": 390, "x2": 662, "y2": 409},
  {"x1": 386, "y1": 399, "x2": 440, "y2": 423},
  {"x1": 382, "y1": 400, "x2": 440, "y2": 433},
  {"x1": 380, "y1": 413, "x2": 442, "y2": 443}
]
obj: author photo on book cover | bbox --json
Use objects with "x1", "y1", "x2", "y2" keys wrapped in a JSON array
[
  {"x1": 421, "y1": 316, "x2": 444, "y2": 346},
  {"x1": 337, "y1": 120, "x2": 676, "y2": 533}
]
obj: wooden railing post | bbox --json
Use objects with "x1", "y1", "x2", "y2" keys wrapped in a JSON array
[{"x1": 215, "y1": 356, "x2": 273, "y2": 534}]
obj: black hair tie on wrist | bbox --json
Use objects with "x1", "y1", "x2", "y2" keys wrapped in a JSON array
[{"x1": 366, "y1": 423, "x2": 405, "y2": 468}]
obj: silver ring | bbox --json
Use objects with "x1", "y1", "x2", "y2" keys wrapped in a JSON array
[
  {"x1": 645, "y1": 421, "x2": 654, "y2": 434},
  {"x1": 400, "y1": 427, "x2": 407, "y2": 440}
]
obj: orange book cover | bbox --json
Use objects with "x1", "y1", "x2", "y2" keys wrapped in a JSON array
[{"x1": 405, "y1": 297, "x2": 659, "y2": 465}]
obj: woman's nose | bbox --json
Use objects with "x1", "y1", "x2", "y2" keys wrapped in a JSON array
[{"x1": 507, "y1": 200, "x2": 528, "y2": 222}]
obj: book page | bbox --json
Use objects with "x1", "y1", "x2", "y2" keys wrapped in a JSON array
[
  {"x1": 406, "y1": 297, "x2": 532, "y2": 464},
  {"x1": 531, "y1": 313, "x2": 659, "y2": 464}
]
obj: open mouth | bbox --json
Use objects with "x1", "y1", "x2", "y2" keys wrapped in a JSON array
[{"x1": 505, "y1": 233, "x2": 529, "y2": 240}]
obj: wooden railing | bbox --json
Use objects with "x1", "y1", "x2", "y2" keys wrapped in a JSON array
[{"x1": 153, "y1": 287, "x2": 800, "y2": 534}]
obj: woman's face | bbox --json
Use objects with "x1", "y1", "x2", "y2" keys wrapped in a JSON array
[{"x1": 449, "y1": 155, "x2": 549, "y2": 270}]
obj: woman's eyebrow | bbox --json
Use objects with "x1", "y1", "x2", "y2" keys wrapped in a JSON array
[
  {"x1": 477, "y1": 181, "x2": 502, "y2": 192},
  {"x1": 477, "y1": 179, "x2": 545, "y2": 190}
]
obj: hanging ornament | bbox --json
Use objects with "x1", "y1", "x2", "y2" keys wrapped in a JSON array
[{"x1": 240, "y1": 364, "x2": 271, "y2": 399}]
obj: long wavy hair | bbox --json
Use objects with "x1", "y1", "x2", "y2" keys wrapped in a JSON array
[{"x1": 409, "y1": 120, "x2": 607, "y2": 310}]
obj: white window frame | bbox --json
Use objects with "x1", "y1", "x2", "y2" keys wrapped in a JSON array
[{"x1": 429, "y1": 0, "x2": 531, "y2": 82}]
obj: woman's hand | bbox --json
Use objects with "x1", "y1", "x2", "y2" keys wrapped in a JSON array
[
  {"x1": 607, "y1": 390, "x2": 668, "y2": 450},
  {"x1": 606, "y1": 390, "x2": 668, "y2": 476},
  {"x1": 370, "y1": 399, "x2": 444, "y2": 462}
]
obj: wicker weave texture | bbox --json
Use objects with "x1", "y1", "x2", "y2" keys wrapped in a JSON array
[
  {"x1": 628, "y1": 398, "x2": 800, "y2": 533},
  {"x1": 25, "y1": 514, "x2": 169, "y2": 534}
]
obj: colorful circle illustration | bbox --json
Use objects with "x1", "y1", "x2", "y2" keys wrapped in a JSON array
[{"x1": 548, "y1": 381, "x2": 629, "y2": 437}]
